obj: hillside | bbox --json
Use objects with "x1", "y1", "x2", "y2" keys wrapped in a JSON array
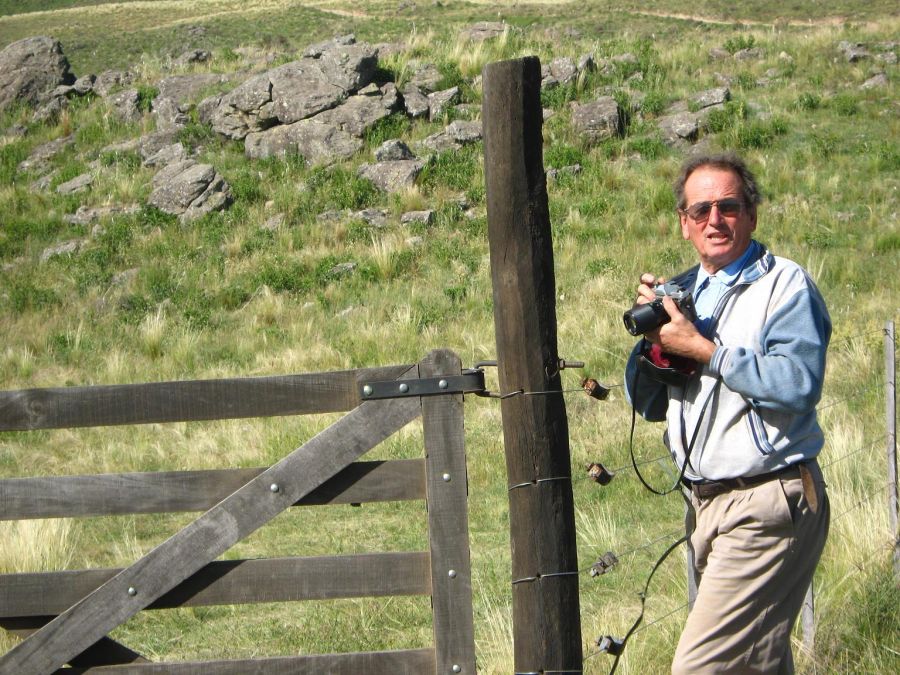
[{"x1": 1, "y1": 1, "x2": 898, "y2": 672}]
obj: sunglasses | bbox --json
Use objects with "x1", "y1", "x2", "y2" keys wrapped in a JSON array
[{"x1": 680, "y1": 198, "x2": 745, "y2": 222}]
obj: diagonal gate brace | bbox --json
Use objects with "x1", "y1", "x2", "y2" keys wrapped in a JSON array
[{"x1": 1, "y1": 365, "x2": 423, "y2": 675}]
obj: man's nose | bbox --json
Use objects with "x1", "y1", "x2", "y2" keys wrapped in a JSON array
[{"x1": 707, "y1": 203, "x2": 723, "y2": 225}]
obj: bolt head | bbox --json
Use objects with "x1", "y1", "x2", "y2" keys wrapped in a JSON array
[
  {"x1": 442, "y1": 473, "x2": 451, "y2": 482},
  {"x1": 363, "y1": 385, "x2": 373, "y2": 396},
  {"x1": 270, "y1": 483, "x2": 280, "y2": 493},
  {"x1": 399, "y1": 383, "x2": 409, "y2": 393},
  {"x1": 127, "y1": 587, "x2": 137, "y2": 596},
  {"x1": 452, "y1": 665, "x2": 462, "y2": 673},
  {"x1": 438, "y1": 379, "x2": 449, "y2": 389},
  {"x1": 448, "y1": 569, "x2": 457, "y2": 578}
]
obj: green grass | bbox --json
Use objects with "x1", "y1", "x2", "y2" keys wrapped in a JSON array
[{"x1": 1, "y1": 2, "x2": 899, "y2": 673}]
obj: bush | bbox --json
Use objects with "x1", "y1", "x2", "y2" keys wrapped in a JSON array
[
  {"x1": 723, "y1": 34, "x2": 756, "y2": 54},
  {"x1": 795, "y1": 92, "x2": 822, "y2": 111},
  {"x1": 831, "y1": 93, "x2": 859, "y2": 116},
  {"x1": 136, "y1": 85, "x2": 159, "y2": 113}
]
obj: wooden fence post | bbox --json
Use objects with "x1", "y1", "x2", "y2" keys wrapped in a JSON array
[
  {"x1": 482, "y1": 56, "x2": 583, "y2": 673},
  {"x1": 886, "y1": 320, "x2": 898, "y2": 577}
]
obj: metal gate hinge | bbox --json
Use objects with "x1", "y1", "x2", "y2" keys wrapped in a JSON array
[{"x1": 360, "y1": 369, "x2": 486, "y2": 400}]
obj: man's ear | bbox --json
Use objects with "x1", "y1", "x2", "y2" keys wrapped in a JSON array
[
  {"x1": 679, "y1": 212, "x2": 690, "y2": 239},
  {"x1": 749, "y1": 207, "x2": 758, "y2": 232}
]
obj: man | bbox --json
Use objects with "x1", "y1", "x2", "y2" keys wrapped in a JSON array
[{"x1": 625, "y1": 153, "x2": 831, "y2": 674}]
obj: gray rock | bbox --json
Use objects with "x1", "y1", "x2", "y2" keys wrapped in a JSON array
[
  {"x1": 571, "y1": 97, "x2": 622, "y2": 143},
  {"x1": 158, "y1": 74, "x2": 230, "y2": 105},
  {"x1": 357, "y1": 159, "x2": 425, "y2": 192},
  {"x1": 380, "y1": 82, "x2": 400, "y2": 111},
  {"x1": 354, "y1": 208, "x2": 389, "y2": 226},
  {"x1": 408, "y1": 61, "x2": 442, "y2": 92},
  {"x1": 401, "y1": 84, "x2": 429, "y2": 118},
  {"x1": 73, "y1": 74, "x2": 96, "y2": 95},
  {"x1": 734, "y1": 47, "x2": 764, "y2": 61},
  {"x1": 546, "y1": 164, "x2": 582, "y2": 181},
  {"x1": 312, "y1": 89, "x2": 395, "y2": 137},
  {"x1": 174, "y1": 49, "x2": 211, "y2": 66},
  {"x1": 109, "y1": 88, "x2": 142, "y2": 123},
  {"x1": 152, "y1": 96, "x2": 189, "y2": 130},
  {"x1": 45, "y1": 84, "x2": 75, "y2": 100},
  {"x1": 459, "y1": 22, "x2": 509, "y2": 43},
  {"x1": 40, "y1": 239, "x2": 82, "y2": 262},
  {"x1": 548, "y1": 57, "x2": 578, "y2": 85},
  {"x1": 56, "y1": 172, "x2": 93, "y2": 195},
  {"x1": 692, "y1": 87, "x2": 730, "y2": 110},
  {"x1": 875, "y1": 51, "x2": 897, "y2": 65},
  {"x1": 262, "y1": 213, "x2": 285, "y2": 230},
  {"x1": 197, "y1": 94, "x2": 223, "y2": 125},
  {"x1": 94, "y1": 70, "x2": 133, "y2": 97},
  {"x1": 63, "y1": 204, "x2": 140, "y2": 225},
  {"x1": 708, "y1": 47, "x2": 731, "y2": 61},
  {"x1": 375, "y1": 139, "x2": 415, "y2": 161},
  {"x1": 714, "y1": 73, "x2": 735, "y2": 87},
  {"x1": 428, "y1": 86, "x2": 460, "y2": 121},
  {"x1": 406, "y1": 235, "x2": 424, "y2": 247},
  {"x1": 658, "y1": 111, "x2": 699, "y2": 145},
  {"x1": 317, "y1": 209, "x2": 350, "y2": 223},
  {"x1": 612, "y1": 52, "x2": 639, "y2": 65},
  {"x1": 577, "y1": 53, "x2": 596, "y2": 72},
  {"x1": 143, "y1": 142, "x2": 187, "y2": 167},
  {"x1": 421, "y1": 120, "x2": 482, "y2": 152},
  {"x1": 147, "y1": 159, "x2": 232, "y2": 223},
  {"x1": 401, "y1": 210, "x2": 434, "y2": 225},
  {"x1": 0, "y1": 36, "x2": 74, "y2": 112},
  {"x1": 31, "y1": 170, "x2": 57, "y2": 191},
  {"x1": 843, "y1": 47, "x2": 870, "y2": 62},
  {"x1": 860, "y1": 73, "x2": 889, "y2": 90},
  {"x1": 303, "y1": 34, "x2": 357, "y2": 58},
  {"x1": 32, "y1": 95, "x2": 67, "y2": 123},
  {"x1": 244, "y1": 119, "x2": 363, "y2": 164}
]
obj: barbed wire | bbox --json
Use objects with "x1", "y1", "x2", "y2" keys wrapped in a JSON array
[
  {"x1": 820, "y1": 437, "x2": 885, "y2": 468},
  {"x1": 579, "y1": 529, "x2": 684, "y2": 575},
  {"x1": 817, "y1": 382, "x2": 885, "y2": 412},
  {"x1": 831, "y1": 481, "x2": 893, "y2": 524}
]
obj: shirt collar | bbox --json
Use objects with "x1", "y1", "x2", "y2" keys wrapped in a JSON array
[{"x1": 695, "y1": 241, "x2": 757, "y2": 289}]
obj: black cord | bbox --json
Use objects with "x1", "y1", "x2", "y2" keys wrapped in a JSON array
[{"x1": 606, "y1": 534, "x2": 690, "y2": 675}]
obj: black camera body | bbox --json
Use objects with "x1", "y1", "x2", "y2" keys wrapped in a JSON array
[{"x1": 623, "y1": 281, "x2": 698, "y2": 336}]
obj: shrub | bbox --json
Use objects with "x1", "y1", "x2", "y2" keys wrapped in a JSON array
[
  {"x1": 795, "y1": 92, "x2": 822, "y2": 111},
  {"x1": 831, "y1": 93, "x2": 859, "y2": 116},
  {"x1": 545, "y1": 143, "x2": 585, "y2": 169},
  {"x1": 136, "y1": 85, "x2": 159, "y2": 113},
  {"x1": 723, "y1": 34, "x2": 756, "y2": 54}
]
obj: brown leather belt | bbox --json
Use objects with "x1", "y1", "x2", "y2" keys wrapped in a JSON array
[{"x1": 683, "y1": 464, "x2": 802, "y2": 500}]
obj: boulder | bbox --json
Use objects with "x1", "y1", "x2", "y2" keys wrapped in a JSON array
[
  {"x1": 428, "y1": 86, "x2": 460, "y2": 120},
  {"x1": 108, "y1": 88, "x2": 142, "y2": 123},
  {"x1": 40, "y1": 239, "x2": 82, "y2": 262},
  {"x1": 401, "y1": 210, "x2": 434, "y2": 225},
  {"x1": 401, "y1": 84, "x2": 430, "y2": 118},
  {"x1": 571, "y1": 97, "x2": 622, "y2": 143},
  {"x1": 197, "y1": 94, "x2": 223, "y2": 125},
  {"x1": 407, "y1": 61, "x2": 442, "y2": 92},
  {"x1": 211, "y1": 42, "x2": 377, "y2": 140},
  {"x1": 312, "y1": 88, "x2": 396, "y2": 137},
  {"x1": 147, "y1": 159, "x2": 232, "y2": 222},
  {"x1": 375, "y1": 139, "x2": 415, "y2": 161},
  {"x1": 0, "y1": 36, "x2": 74, "y2": 112},
  {"x1": 244, "y1": 119, "x2": 363, "y2": 164},
  {"x1": 56, "y1": 172, "x2": 93, "y2": 195},
  {"x1": 547, "y1": 164, "x2": 583, "y2": 181},
  {"x1": 658, "y1": 111, "x2": 699, "y2": 145},
  {"x1": 64, "y1": 204, "x2": 140, "y2": 225},
  {"x1": 152, "y1": 96, "x2": 189, "y2": 130},
  {"x1": 421, "y1": 120, "x2": 482, "y2": 152},
  {"x1": 174, "y1": 49, "x2": 211, "y2": 67},
  {"x1": 691, "y1": 87, "x2": 730, "y2": 110},
  {"x1": 94, "y1": 70, "x2": 133, "y2": 97},
  {"x1": 354, "y1": 208, "x2": 389, "y2": 226},
  {"x1": 357, "y1": 159, "x2": 425, "y2": 192},
  {"x1": 143, "y1": 142, "x2": 187, "y2": 167},
  {"x1": 547, "y1": 57, "x2": 578, "y2": 85},
  {"x1": 32, "y1": 96, "x2": 67, "y2": 123},
  {"x1": 733, "y1": 47, "x2": 763, "y2": 61},
  {"x1": 860, "y1": 73, "x2": 888, "y2": 90},
  {"x1": 73, "y1": 74, "x2": 96, "y2": 95}
]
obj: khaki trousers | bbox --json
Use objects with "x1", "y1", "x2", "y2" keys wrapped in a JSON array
[{"x1": 672, "y1": 461, "x2": 829, "y2": 674}]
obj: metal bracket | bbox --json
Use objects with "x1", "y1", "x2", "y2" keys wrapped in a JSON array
[{"x1": 360, "y1": 369, "x2": 486, "y2": 400}]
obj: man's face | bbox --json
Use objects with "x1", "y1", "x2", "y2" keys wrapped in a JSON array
[{"x1": 679, "y1": 167, "x2": 757, "y2": 273}]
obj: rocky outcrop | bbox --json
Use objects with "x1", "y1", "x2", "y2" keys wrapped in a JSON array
[
  {"x1": 312, "y1": 85, "x2": 399, "y2": 136},
  {"x1": 375, "y1": 139, "x2": 415, "y2": 161},
  {"x1": 108, "y1": 88, "x2": 142, "y2": 123},
  {"x1": 421, "y1": 120, "x2": 482, "y2": 153},
  {"x1": 211, "y1": 39, "x2": 378, "y2": 141},
  {"x1": 147, "y1": 159, "x2": 232, "y2": 222},
  {"x1": 0, "y1": 36, "x2": 74, "y2": 112},
  {"x1": 157, "y1": 74, "x2": 231, "y2": 106}
]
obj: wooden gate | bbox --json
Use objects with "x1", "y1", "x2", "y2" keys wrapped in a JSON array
[{"x1": 0, "y1": 349, "x2": 476, "y2": 674}]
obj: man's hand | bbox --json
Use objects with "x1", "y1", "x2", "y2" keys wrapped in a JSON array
[{"x1": 656, "y1": 296, "x2": 716, "y2": 364}]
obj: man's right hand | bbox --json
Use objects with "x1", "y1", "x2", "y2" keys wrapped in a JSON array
[{"x1": 636, "y1": 273, "x2": 664, "y2": 305}]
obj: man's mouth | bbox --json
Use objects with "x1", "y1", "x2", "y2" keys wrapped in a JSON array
[{"x1": 706, "y1": 231, "x2": 731, "y2": 241}]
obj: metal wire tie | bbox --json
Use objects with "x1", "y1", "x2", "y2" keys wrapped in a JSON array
[
  {"x1": 508, "y1": 476, "x2": 571, "y2": 491},
  {"x1": 511, "y1": 571, "x2": 579, "y2": 585}
]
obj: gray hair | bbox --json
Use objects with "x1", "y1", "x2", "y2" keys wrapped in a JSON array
[{"x1": 673, "y1": 152, "x2": 762, "y2": 211}]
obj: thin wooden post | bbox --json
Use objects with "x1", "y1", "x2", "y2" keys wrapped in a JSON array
[
  {"x1": 482, "y1": 56, "x2": 582, "y2": 673},
  {"x1": 886, "y1": 320, "x2": 898, "y2": 577},
  {"x1": 683, "y1": 497, "x2": 698, "y2": 608},
  {"x1": 801, "y1": 580, "x2": 815, "y2": 653}
]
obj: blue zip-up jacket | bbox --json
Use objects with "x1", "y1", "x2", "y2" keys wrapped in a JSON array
[{"x1": 625, "y1": 241, "x2": 831, "y2": 481}]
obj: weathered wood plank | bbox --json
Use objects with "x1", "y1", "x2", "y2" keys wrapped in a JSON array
[
  {"x1": 0, "y1": 365, "x2": 409, "y2": 431},
  {"x1": 483, "y1": 57, "x2": 582, "y2": 671},
  {"x1": 57, "y1": 648, "x2": 436, "y2": 674},
  {"x1": 0, "y1": 552, "x2": 431, "y2": 617},
  {"x1": 0, "y1": 459, "x2": 426, "y2": 520},
  {"x1": 0, "y1": 376, "x2": 422, "y2": 675},
  {"x1": 420, "y1": 351, "x2": 476, "y2": 675},
  {"x1": 1, "y1": 618, "x2": 148, "y2": 667}
]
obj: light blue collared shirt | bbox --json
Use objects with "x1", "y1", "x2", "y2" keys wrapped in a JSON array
[{"x1": 692, "y1": 243, "x2": 756, "y2": 336}]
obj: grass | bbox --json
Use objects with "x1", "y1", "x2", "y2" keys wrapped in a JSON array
[{"x1": 1, "y1": 1, "x2": 899, "y2": 672}]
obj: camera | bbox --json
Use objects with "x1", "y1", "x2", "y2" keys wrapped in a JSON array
[{"x1": 623, "y1": 281, "x2": 698, "y2": 336}]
